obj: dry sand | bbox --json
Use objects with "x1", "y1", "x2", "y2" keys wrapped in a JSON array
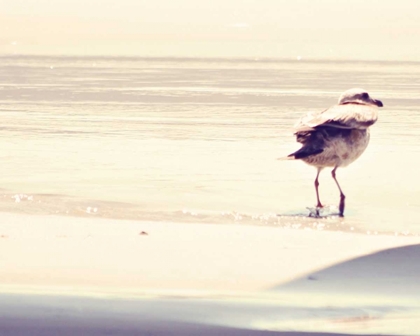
[{"x1": 0, "y1": 212, "x2": 419, "y2": 335}]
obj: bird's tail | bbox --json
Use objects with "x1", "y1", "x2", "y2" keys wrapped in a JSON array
[
  {"x1": 277, "y1": 155, "x2": 296, "y2": 160},
  {"x1": 278, "y1": 147, "x2": 323, "y2": 160}
]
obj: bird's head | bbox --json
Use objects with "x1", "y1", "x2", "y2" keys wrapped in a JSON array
[{"x1": 338, "y1": 88, "x2": 383, "y2": 107}]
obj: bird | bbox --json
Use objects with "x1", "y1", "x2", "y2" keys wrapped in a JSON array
[{"x1": 283, "y1": 88, "x2": 383, "y2": 217}]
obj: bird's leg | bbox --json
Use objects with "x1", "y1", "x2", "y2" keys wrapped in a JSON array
[
  {"x1": 331, "y1": 166, "x2": 345, "y2": 217},
  {"x1": 314, "y1": 168, "x2": 323, "y2": 209}
]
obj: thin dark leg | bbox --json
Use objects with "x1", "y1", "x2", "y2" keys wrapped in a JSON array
[
  {"x1": 314, "y1": 168, "x2": 323, "y2": 208},
  {"x1": 331, "y1": 166, "x2": 345, "y2": 216}
]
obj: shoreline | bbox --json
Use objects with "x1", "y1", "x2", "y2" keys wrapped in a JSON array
[
  {"x1": 1, "y1": 212, "x2": 419, "y2": 294},
  {"x1": 0, "y1": 212, "x2": 419, "y2": 335}
]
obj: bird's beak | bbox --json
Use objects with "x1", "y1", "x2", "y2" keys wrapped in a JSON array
[{"x1": 373, "y1": 99, "x2": 383, "y2": 107}]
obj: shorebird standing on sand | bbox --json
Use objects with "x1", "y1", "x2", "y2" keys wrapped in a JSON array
[{"x1": 283, "y1": 88, "x2": 383, "y2": 217}]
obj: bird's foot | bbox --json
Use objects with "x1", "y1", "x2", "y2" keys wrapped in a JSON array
[
  {"x1": 307, "y1": 205, "x2": 339, "y2": 218},
  {"x1": 338, "y1": 194, "x2": 346, "y2": 217},
  {"x1": 316, "y1": 203, "x2": 323, "y2": 215},
  {"x1": 307, "y1": 206, "x2": 323, "y2": 218}
]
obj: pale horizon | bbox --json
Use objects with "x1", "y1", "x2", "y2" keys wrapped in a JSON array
[{"x1": 2, "y1": 0, "x2": 420, "y2": 61}]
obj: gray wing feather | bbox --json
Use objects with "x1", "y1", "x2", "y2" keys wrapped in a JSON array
[{"x1": 294, "y1": 104, "x2": 379, "y2": 132}]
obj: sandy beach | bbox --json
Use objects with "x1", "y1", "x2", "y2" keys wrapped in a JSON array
[
  {"x1": 1, "y1": 56, "x2": 420, "y2": 336},
  {"x1": 0, "y1": 212, "x2": 419, "y2": 335},
  {"x1": 3, "y1": 0, "x2": 420, "y2": 333}
]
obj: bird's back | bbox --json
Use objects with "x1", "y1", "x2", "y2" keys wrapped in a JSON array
[{"x1": 294, "y1": 103, "x2": 379, "y2": 132}]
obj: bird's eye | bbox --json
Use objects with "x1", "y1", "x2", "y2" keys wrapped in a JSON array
[{"x1": 361, "y1": 92, "x2": 369, "y2": 99}]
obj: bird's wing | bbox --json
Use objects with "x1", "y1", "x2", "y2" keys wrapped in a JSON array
[{"x1": 294, "y1": 104, "x2": 379, "y2": 132}]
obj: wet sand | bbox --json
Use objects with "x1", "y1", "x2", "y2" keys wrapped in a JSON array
[{"x1": 0, "y1": 213, "x2": 419, "y2": 335}]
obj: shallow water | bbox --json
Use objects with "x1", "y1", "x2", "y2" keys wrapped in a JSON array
[{"x1": 0, "y1": 55, "x2": 419, "y2": 235}]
